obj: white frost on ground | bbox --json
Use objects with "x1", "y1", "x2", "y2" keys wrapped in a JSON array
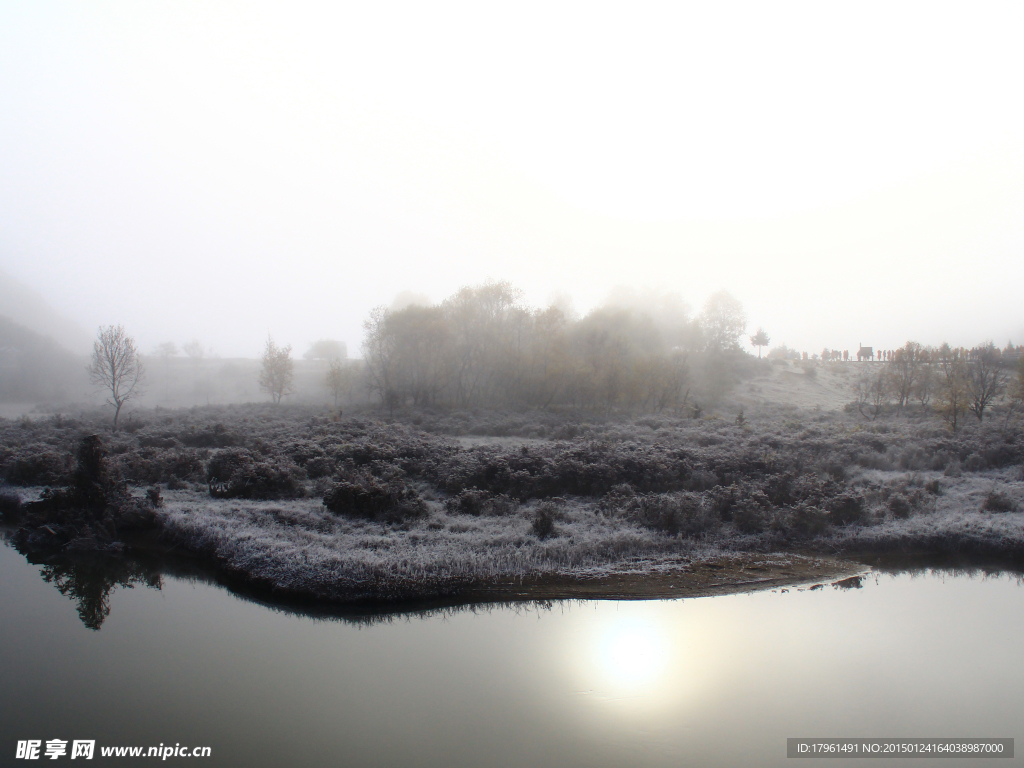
[
  {"x1": 156, "y1": 465, "x2": 1024, "y2": 602},
  {"x1": 158, "y1": 491, "x2": 721, "y2": 601},
  {"x1": 833, "y1": 467, "x2": 1024, "y2": 553}
]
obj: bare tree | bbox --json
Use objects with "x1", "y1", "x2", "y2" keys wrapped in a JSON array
[
  {"x1": 935, "y1": 344, "x2": 970, "y2": 431},
  {"x1": 324, "y1": 358, "x2": 355, "y2": 407},
  {"x1": 387, "y1": 305, "x2": 453, "y2": 407},
  {"x1": 258, "y1": 335, "x2": 294, "y2": 404},
  {"x1": 362, "y1": 306, "x2": 400, "y2": 414},
  {"x1": 855, "y1": 368, "x2": 889, "y2": 421},
  {"x1": 966, "y1": 343, "x2": 1007, "y2": 422},
  {"x1": 89, "y1": 325, "x2": 145, "y2": 430},
  {"x1": 888, "y1": 341, "x2": 924, "y2": 415}
]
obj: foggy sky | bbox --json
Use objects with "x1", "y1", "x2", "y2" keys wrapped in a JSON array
[{"x1": 1, "y1": 2, "x2": 1022, "y2": 359}]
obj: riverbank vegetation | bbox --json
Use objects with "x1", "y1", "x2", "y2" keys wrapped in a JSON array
[{"x1": 2, "y1": 400, "x2": 1022, "y2": 603}]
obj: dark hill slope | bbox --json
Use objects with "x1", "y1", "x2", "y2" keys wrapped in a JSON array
[
  {"x1": 0, "y1": 315, "x2": 86, "y2": 403},
  {"x1": 0, "y1": 268, "x2": 92, "y2": 354}
]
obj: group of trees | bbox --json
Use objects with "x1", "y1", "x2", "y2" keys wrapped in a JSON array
[
  {"x1": 361, "y1": 281, "x2": 749, "y2": 413},
  {"x1": 261, "y1": 335, "x2": 358, "y2": 407},
  {"x1": 87, "y1": 327, "x2": 298, "y2": 426},
  {"x1": 86, "y1": 323, "x2": 355, "y2": 423},
  {"x1": 855, "y1": 340, "x2": 1024, "y2": 429}
]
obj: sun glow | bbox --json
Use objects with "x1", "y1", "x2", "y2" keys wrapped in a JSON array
[{"x1": 596, "y1": 619, "x2": 671, "y2": 689}]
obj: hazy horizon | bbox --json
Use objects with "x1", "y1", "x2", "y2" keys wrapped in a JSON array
[{"x1": 2, "y1": 2, "x2": 1023, "y2": 359}]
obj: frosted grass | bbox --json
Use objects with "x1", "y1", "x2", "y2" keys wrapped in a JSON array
[
  {"x1": 156, "y1": 465, "x2": 1024, "y2": 603},
  {"x1": 158, "y1": 492, "x2": 722, "y2": 602}
]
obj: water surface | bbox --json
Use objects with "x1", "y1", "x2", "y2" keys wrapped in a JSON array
[{"x1": 1, "y1": 544, "x2": 1021, "y2": 767}]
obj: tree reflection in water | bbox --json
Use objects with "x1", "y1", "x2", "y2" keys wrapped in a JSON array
[{"x1": 38, "y1": 557, "x2": 162, "y2": 630}]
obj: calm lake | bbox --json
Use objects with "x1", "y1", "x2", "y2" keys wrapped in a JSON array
[{"x1": 1, "y1": 542, "x2": 1021, "y2": 767}]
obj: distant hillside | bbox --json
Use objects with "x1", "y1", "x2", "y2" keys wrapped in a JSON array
[
  {"x1": 0, "y1": 315, "x2": 87, "y2": 403},
  {"x1": 0, "y1": 268, "x2": 92, "y2": 354}
]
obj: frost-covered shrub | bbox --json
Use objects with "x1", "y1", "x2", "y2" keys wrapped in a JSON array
[
  {"x1": 138, "y1": 435, "x2": 179, "y2": 448},
  {"x1": 732, "y1": 503, "x2": 766, "y2": 533},
  {"x1": 206, "y1": 448, "x2": 250, "y2": 485},
  {"x1": 982, "y1": 442, "x2": 1020, "y2": 469},
  {"x1": 531, "y1": 501, "x2": 558, "y2": 538},
  {"x1": 821, "y1": 462, "x2": 846, "y2": 482},
  {"x1": 897, "y1": 447, "x2": 928, "y2": 471},
  {"x1": 603, "y1": 488, "x2": 719, "y2": 537},
  {"x1": 685, "y1": 469, "x2": 718, "y2": 492},
  {"x1": 2, "y1": 446, "x2": 73, "y2": 486},
  {"x1": 981, "y1": 491, "x2": 1016, "y2": 513},
  {"x1": 282, "y1": 440, "x2": 328, "y2": 470},
  {"x1": 644, "y1": 492, "x2": 718, "y2": 536},
  {"x1": 160, "y1": 450, "x2": 207, "y2": 482},
  {"x1": 431, "y1": 440, "x2": 697, "y2": 500},
  {"x1": 787, "y1": 505, "x2": 830, "y2": 537},
  {"x1": 764, "y1": 473, "x2": 795, "y2": 505},
  {"x1": 963, "y1": 453, "x2": 984, "y2": 472},
  {"x1": 108, "y1": 448, "x2": 205, "y2": 485},
  {"x1": 827, "y1": 492, "x2": 866, "y2": 526},
  {"x1": 887, "y1": 493, "x2": 912, "y2": 519},
  {"x1": 551, "y1": 423, "x2": 581, "y2": 440},
  {"x1": 445, "y1": 488, "x2": 489, "y2": 515},
  {"x1": 206, "y1": 448, "x2": 304, "y2": 500},
  {"x1": 857, "y1": 452, "x2": 895, "y2": 471},
  {"x1": 180, "y1": 423, "x2": 239, "y2": 448},
  {"x1": 444, "y1": 488, "x2": 518, "y2": 516},
  {"x1": 322, "y1": 475, "x2": 426, "y2": 522},
  {"x1": 303, "y1": 456, "x2": 335, "y2": 479},
  {"x1": 598, "y1": 484, "x2": 637, "y2": 514},
  {"x1": 708, "y1": 484, "x2": 737, "y2": 522}
]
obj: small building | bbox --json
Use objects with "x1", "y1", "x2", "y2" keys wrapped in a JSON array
[{"x1": 857, "y1": 344, "x2": 873, "y2": 362}]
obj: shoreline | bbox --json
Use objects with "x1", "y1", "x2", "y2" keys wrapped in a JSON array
[
  {"x1": 4, "y1": 519, "x2": 864, "y2": 608},
  {"x1": 448, "y1": 553, "x2": 868, "y2": 602},
  {"x1": 8, "y1": 496, "x2": 1024, "y2": 613},
  {"x1": 117, "y1": 531, "x2": 868, "y2": 605},
  {"x1": 8, "y1": 518, "x2": 1024, "y2": 624},
  {"x1": 0, "y1": 526, "x2": 921, "y2": 618}
]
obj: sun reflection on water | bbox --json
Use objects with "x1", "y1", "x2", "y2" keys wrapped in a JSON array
[
  {"x1": 597, "y1": 618, "x2": 671, "y2": 688},
  {"x1": 568, "y1": 606, "x2": 703, "y2": 718}
]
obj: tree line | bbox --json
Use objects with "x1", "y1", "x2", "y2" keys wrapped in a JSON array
[
  {"x1": 82, "y1": 283, "x2": 1024, "y2": 429},
  {"x1": 359, "y1": 281, "x2": 749, "y2": 414},
  {"x1": 853, "y1": 340, "x2": 1024, "y2": 430}
]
